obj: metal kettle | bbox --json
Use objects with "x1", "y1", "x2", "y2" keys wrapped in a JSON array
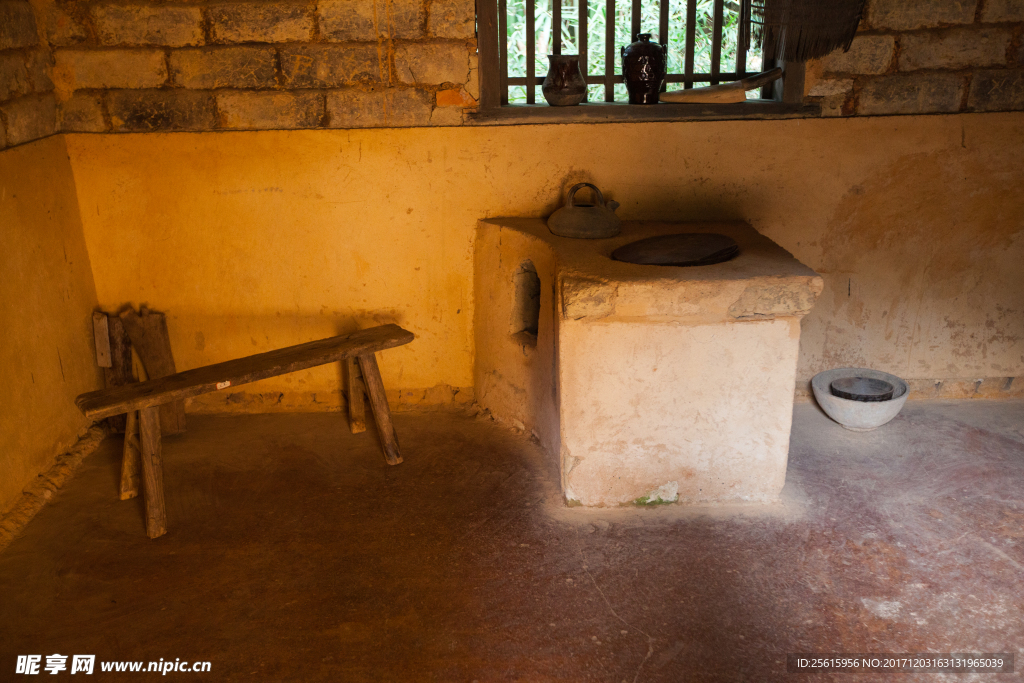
[{"x1": 547, "y1": 183, "x2": 621, "y2": 239}]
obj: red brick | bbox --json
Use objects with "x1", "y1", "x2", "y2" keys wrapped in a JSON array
[
  {"x1": 58, "y1": 93, "x2": 106, "y2": 132},
  {"x1": 54, "y1": 49, "x2": 168, "y2": 90},
  {"x1": 867, "y1": 0, "x2": 977, "y2": 29},
  {"x1": 46, "y1": 5, "x2": 88, "y2": 46},
  {"x1": 280, "y1": 45, "x2": 381, "y2": 87},
  {"x1": 26, "y1": 48, "x2": 53, "y2": 93},
  {"x1": 0, "y1": 93, "x2": 56, "y2": 145},
  {"x1": 107, "y1": 88, "x2": 216, "y2": 131},
  {"x1": 968, "y1": 70, "x2": 1024, "y2": 111},
  {"x1": 819, "y1": 35, "x2": 894, "y2": 75},
  {"x1": 209, "y1": 3, "x2": 313, "y2": 44},
  {"x1": 435, "y1": 87, "x2": 475, "y2": 106},
  {"x1": 394, "y1": 42, "x2": 469, "y2": 85},
  {"x1": 319, "y1": 0, "x2": 423, "y2": 40},
  {"x1": 428, "y1": 0, "x2": 474, "y2": 39},
  {"x1": 326, "y1": 87, "x2": 432, "y2": 127},
  {"x1": 170, "y1": 47, "x2": 277, "y2": 89},
  {"x1": 901, "y1": 28, "x2": 1012, "y2": 71},
  {"x1": 217, "y1": 90, "x2": 324, "y2": 129},
  {"x1": 807, "y1": 78, "x2": 853, "y2": 117},
  {"x1": 92, "y1": 5, "x2": 204, "y2": 47},
  {"x1": 858, "y1": 72, "x2": 964, "y2": 115},
  {"x1": 429, "y1": 105, "x2": 462, "y2": 125},
  {"x1": 0, "y1": 52, "x2": 28, "y2": 100},
  {"x1": 0, "y1": 1, "x2": 38, "y2": 50},
  {"x1": 982, "y1": 0, "x2": 1024, "y2": 22}
]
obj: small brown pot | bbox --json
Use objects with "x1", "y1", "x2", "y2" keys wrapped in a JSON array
[{"x1": 542, "y1": 55, "x2": 587, "y2": 106}]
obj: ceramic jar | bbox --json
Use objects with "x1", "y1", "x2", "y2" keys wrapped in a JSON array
[
  {"x1": 621, "y1": 34, "x2": 667, "y2": 104},
  {"x1": 542, "y1": 55, "x2": 587, "y2": 106}
]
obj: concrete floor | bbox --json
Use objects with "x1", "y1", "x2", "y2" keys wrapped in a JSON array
[{"x1": 1, "y1": 401, "x2": 1022, "y2": 682}]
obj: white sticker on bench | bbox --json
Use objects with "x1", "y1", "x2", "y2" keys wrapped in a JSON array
[{"x1": 216, "y1": 381, "x2": 231, "y2": 390}]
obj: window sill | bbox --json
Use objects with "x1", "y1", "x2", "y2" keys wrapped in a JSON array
[{"x1": 465, "y1": 99, "x2": 820, "y2": 125}]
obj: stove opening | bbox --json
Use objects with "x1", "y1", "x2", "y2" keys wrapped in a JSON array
[{"x1": 511, "y1": 260, "x2": 540, "y2": 343}]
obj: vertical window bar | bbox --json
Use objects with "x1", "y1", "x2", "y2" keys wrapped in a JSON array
[
  {"x1": 630, "y1": 0, "x2": 640, "y2": 43},
  {"x1": 553, "y1": 0, "x2": 562, "y2": 55},
  {"x1": 735, "y1": 0, "x2": 747, "y2": 79},
  {"x1": 759, "y1": 52, "x2": 774, "y2": 99},
  {"x1": 499, "y1": 0, "x2": 509, "y2": 103},
  {"x1": 526, "y1": 0, "x2": 536, "y2": 103},
  {"x1": 579, "y1": 0, "x2": 588, "y2": 99},
  {"x1": 710, "y1": 0, "x2": 724, "y2": 85},
  {"x1": 604, "y1": 0, "x2": 615, "y2": 101},
  {"x1": 683, "y1": 0, "x2": 695, "y2": 88},
  {"x1": 658, "y1": 0, "x2": 668, "y2": 91},
  {"x1": 735, "y1": 34, "x2": 747, "y2": 79},
  {"x1": 477, "y1": 0, "x2": 500, "y2": 108}
]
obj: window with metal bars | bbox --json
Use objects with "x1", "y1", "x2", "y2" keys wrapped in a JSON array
[
  {"x1": 501, "y1": 0, "x2": 761, "y2": 104},
  {"x1": 473, "y1": 0, "x2": 815, "y2": 120}
]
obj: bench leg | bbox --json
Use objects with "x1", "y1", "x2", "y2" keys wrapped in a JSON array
[
  {"x1": 356, "y1": 352, "x2": 402, "y2": 466},
  {"x1": 345, "y1": 357, "x2": 367, "y2": 434},
  {"x1": 138, "y1": 406, "x2": 168, "y2": 538},
  {"x1": 119, "y1": 410, "x2": 141, "y2": 500}
]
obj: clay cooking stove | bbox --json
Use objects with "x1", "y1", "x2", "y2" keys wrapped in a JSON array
[{"x1": 475, "y1": 219, "x2": 823, "y2": 506}]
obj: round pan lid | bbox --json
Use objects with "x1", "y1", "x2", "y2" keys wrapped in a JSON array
[
  {"x1": 610, "y1": 233, "x2": 739, "y2": 267},
  {"x1": 830, "y1": 377, "x2": 895, "y2": 402}
]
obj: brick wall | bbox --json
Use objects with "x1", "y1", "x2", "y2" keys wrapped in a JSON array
[
  {"x1": 0, "y1": 0, "x2": 57, "y2": 149},
  {"x1": 4, "y1": 0, "x2": 477, "y2": 143},
  {"x1": 1, "y1": 0, "x2": 1023, "y2": 147},
  {"x1": 806, "y1": 0, "x2": 1024, "y2": 115}
]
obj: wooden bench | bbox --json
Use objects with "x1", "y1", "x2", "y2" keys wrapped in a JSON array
[{"x1": 76, "y1": 324, "x2": 414, "y2": 538}]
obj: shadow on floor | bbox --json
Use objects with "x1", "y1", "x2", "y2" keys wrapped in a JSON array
[{"x1": 1, "y1": 401, "x2": 1022, "y2": 681}]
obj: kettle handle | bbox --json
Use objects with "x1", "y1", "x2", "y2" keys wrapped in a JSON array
[{"x1": 566, "y1": 182, "x2": 606, "y2": 208}]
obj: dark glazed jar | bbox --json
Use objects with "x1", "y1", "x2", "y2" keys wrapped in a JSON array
[
  {"x1": 621, "y1": 34, "x2": 667, "y2": 104},
  {"x1": 542, "y1": 55, "x2": 587, "y2": 106}
]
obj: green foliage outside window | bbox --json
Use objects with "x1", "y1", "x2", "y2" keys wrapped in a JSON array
[{"x1": 504, "y1": 0, "x2": 764, "y2": 103}]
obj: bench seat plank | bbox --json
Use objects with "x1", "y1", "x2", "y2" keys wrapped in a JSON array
[{"x1": 76, "y1": 324, "x2": 414, "y2": 420}]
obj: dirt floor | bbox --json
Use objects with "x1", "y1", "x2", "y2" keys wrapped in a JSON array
[{"x1": 1, "y1": 401, "x2": 1022, "y2": 682}]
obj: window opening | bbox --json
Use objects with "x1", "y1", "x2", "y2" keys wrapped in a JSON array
[{"x1": 499, "y1": 0, "x2": 764, "y2": 104}]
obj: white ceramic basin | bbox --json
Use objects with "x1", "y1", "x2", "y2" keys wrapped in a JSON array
[{"x1": 811, "y1": 367, "x2": 909, "y2": 431}]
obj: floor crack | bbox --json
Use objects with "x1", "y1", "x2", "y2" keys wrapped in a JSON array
[{"x1": 574, "y1": 528, "x2": 655, "y2": 683}]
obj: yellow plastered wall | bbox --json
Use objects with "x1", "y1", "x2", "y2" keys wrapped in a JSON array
[
  {"x1": 64, "y1": 113, "x2": 1023, "y2": 412},
  {"x1": 0, "y1": 136, "x2": 102, "y2": 513}
]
